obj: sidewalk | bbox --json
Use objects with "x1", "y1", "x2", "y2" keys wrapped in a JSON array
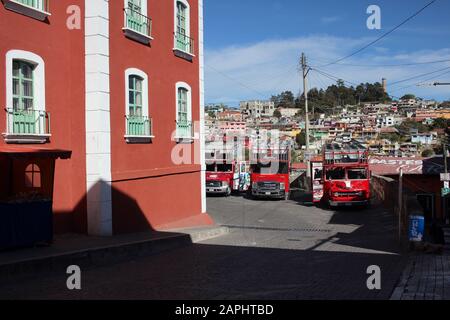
[
  {"x1": 0, "y1": 226, "x2": 228, "y2": 282},
  {"x1": 391, "y1": 252, "x2": 450, "y2": 300}
]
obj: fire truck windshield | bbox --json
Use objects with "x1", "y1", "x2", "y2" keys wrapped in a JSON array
[
  {"x1": 325, "y1": 168, "x2": 368, "y2": 180},
  {"x1": 347, "y1": 168, "x2": 368, "y2": 180},
  {"x1": 251, "y1": 162, "x2": 288, "y2": 174},
  {"x1": 326, "y1": 168, "x2": 345, "y2": 180},
  {"x1": 217, "y1": 164, "x2": 233, "y2": 172}
]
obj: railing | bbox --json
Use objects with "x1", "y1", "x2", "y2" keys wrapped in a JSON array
[
  {"x1": 5, "y1": 108, "x2": 51, "y2": 135},
  {"x1": 176, "y1": 120, "x2": 193, "y2": 139},
  {"x1": 126, "y1": 115, "x2": 152, "y2": 137},
  {"x1": 14, "y1": 0, "x2": 49, "y2": 12},
  {"x1": 174, "y1": 32, "x2": 194, "y2": 55},
  {"x1": 124, "y1": 7, "x2": 152, "y2": 37}
]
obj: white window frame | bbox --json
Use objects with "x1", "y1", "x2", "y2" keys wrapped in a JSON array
[
  {"x1": 175, "y1": 81, "x2": 193, "y2": 141},
  {"x1": 4, "y1": 50, "x2": 48, "y2": 143},
  {"x1": 173, "y1": 0, "x2": 194, "y2": 56},
  {"x1": 6, "y1": 50, "x2": 45, "y2": 112},
  {"x1": 124, "y1": 68, "x2": 153, "y2": 142}
]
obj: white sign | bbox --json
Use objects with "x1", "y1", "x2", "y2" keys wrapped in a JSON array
[{"x1": 441, "y1": 173, "x2": 450, "y2": 181}]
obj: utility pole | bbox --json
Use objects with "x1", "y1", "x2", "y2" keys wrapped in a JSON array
[
  {"x1": 301, "y1": 53, "x2": 311, "y2": 180},
  {"x1": 398, "y1": 168, "x2": 403, "y2": 242}
]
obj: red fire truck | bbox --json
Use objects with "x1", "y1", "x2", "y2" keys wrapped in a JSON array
[
  {"x1": 250, "y1": 148, "x2": 290, "y2": 200},
  {"x1": 322, "y1": 141, "x2": 371, "y2": 207},
  {"x1": 205, "y1": 152, "x2": 238, "y2": 197}
]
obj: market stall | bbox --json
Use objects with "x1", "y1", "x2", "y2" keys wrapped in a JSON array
[{"x1": 0, "y1": 146, "x2": 71, "y2": 249}]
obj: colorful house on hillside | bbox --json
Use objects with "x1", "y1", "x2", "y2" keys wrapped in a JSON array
[{"x1": 0, "y1": 0, "x2": 211, "y2": 238}]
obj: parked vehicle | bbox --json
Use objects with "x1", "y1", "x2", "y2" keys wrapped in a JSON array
[
  {"x1": 205, "y1": 159, "x2": 237, "y2": 197},
  {"x1": 250, "y1": 148, "x2": 290, "y2": 200},
  {"x1": 310, "y1": 157, "x2": 324, "y2": 203},
  {"x1": 322, "y1": 141, "x2": 371, "y2": 207}
]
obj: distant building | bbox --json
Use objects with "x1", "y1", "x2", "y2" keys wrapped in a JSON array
[
  {"x1": 240, "y1": 100, "x2": 275, "y2": 118},
  {"x1": 277, "y1": 107, "x2": 298, "y2": 118},
  {"x1": 411, "y1": 133, "x2": 435, "y2": 145}
]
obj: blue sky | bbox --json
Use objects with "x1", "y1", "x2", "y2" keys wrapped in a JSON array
[{"x1": 204, "y1": 0, "x2": 450, "y2": 106}]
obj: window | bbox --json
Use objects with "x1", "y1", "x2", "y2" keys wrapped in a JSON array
[
  {"x1": 174, "y1": 0, "x2": 194, "y2": 56},
  {"x1": 5, "y1": 50, "x2": 50, "y2": 143},
  {"x1": 347, "y1": 168, "x2": 368, "y2": 180},
  {"x1": 25, "y1": 163, "x2": 41, "y2": 188},
  {"x1": 175, "y1": 82, "x2": 192, "y2": 140},
  {"x1": 123, "y1": 0, "x2": 152, "y2": 42},
  {"x1": 124, "y1": 68, "x2": 151, "y2": 142},
  {"x1": 326, "y1": 168, "x2": 345, "y2": 180},
  {"x1": 13, "y1": 60, "x2": 34, "y2": 111},
  {"x1": 3, "y1": 0, "x2": 50, "y2": 21}
]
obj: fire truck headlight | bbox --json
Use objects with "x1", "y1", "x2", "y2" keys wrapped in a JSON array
[
  {"x1": 222, "y1": 181, "x2": 229, "y2": 187},
  {"x1": 280, "y1": 182, "x2": 285, "y2": 190}
]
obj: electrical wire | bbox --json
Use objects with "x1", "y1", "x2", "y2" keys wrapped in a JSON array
[{"x1": 318, "y1": 0, "x2": 438, "y2": 67}]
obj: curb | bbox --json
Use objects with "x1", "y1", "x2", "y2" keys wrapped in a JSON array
[{"x1": 0, "y1": 226, "x2": 229, "y2": 283}]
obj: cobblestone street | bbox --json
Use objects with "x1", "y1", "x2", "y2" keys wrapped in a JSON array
[
  {"x1": 391, "y1": 253, "x2": 450, "y2": 300},
  {"x1": 0, "y1": 196, "x2": 409, "y2": 299}
]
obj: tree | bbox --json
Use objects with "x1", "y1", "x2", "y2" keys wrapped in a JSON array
[
  {"x1": 439, "y1": 101, "x2": 450, "y2": 108},
  {"x1": 401, "y1": 94, "x2": 416, "y2": 100},
  {"x1": 207, "y1": 111, "x2": 216, "y2": 119},
  {"x1": 273, "y1": 109, "x2": 282, "y2": 118},
  {"x1": 271, "y1": 91, "x2": 295, "y2": 108},
  {"x1": 422, "y1": 149, "x2": 434, "y2": 157}
]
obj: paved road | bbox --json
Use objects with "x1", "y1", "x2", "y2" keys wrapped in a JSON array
[{"x1": 0, "y1": 196, "x2": 407, "y2": 299}]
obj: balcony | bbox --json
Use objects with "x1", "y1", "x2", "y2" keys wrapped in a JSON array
[
  {"x1": 125, "y1": 115, "x2": 153, "y2": 143},
  {"x1": 123, "y1": 7, "x2": 153, "y2": 45},
  {"x1": 173, "y1": 32, "x2": 195, "y2": 61},
  {"x1": 3, "y1": 0, "x2": 51, "y2": 21},
  {"x1": 3, "y1": 108, "x2": 51, "y2": 144},
  {"x1": 175, "y1": 120, "x2": 194, "y2": 143}
]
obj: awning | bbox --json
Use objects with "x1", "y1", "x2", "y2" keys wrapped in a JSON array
[{"x1": 0, "y1": 146, "x2": 72, "y2": 159}]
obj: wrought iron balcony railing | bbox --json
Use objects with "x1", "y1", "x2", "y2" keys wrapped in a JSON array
[
  {"x1": 176, "y1": 120, "x2": 193, "y2": 139},
  {"x1": 124, "y1": 7, "x2": 152, "y2": 38},
  {"x1": 5, "y1": 108, "x2": 51, "y2": 136},
  {"x1": 13, "y1": 0, "x2": 49, "y2": 12},
  {"x1": 126, "y1": 115, "x2": 152, "y2": 137},
  {"x1": 174, "y1": 32, "x2": 194, "y2": 55}
]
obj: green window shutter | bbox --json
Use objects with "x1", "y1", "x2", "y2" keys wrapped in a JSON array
[
  {"x1": 127, "y1": 75, "x2": 146, "y2": 136},
  {"x1": 176, "y1": 2, "x2": 188, "y2": 51},
  {"x1": 11, "y1": 60, "x2": 37, "y2": 134}
]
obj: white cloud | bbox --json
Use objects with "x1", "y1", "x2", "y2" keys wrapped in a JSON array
[{"x1": 205, "y1": 35, "x2": 450, "y2": 106}]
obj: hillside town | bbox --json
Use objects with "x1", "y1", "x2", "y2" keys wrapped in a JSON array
[{"x1": 205, "y1": 89, "x2": 450, "y2": 160}]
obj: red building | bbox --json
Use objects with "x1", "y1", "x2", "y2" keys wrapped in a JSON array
[{"x1": 0, "y1": 0, "x2": 211, "y2": 236}]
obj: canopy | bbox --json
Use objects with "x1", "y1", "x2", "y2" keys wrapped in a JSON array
[{"x1": 0, "y1": 146, "x2": 71, "y2": 159}]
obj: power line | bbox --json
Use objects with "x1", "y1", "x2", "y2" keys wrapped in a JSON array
[
  {"x1": 311, "y1": 67, "x2": 402, "y2": 100},
  {"x1": 318, "y1": 0, "x2": 438, "y2": 67},
  {"x1": 391, "y1": 69, "x2": 450, "y2": 92},
  {"x1": 310, "y1": 57, "x2": 450, "y2": 68},
  {"x1": 205, "y1": 63, "x2": 268, "y2": 98},
  {"x1": 389, "y1": 66, "x2": 450, "y2": 86}
]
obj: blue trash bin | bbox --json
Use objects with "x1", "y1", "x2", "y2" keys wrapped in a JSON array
[{"x1": 409, "y1": 215, "x2": 425, "y2": 242}]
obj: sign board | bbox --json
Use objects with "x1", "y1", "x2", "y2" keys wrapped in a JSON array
[
  {"x1": 442, "y1": 187, "x2": 450, "y2": 197},
  {"x1": 409, "y1": 215, "x2": 424, "y2": 242},
  {"x1": 441, "y1": 173, "x2": 450, "y2": 181},
  {"x1": 445, "y1": 181, "x2": 450, "y2": 189}
]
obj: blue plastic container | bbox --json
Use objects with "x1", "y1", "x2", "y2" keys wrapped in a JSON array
[{"x1": 409, "y1": 215, "x2": 425, "y2": 242}]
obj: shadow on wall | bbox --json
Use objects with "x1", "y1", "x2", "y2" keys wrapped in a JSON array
[{"x1": 53, "y1": 179, "x2": 154, "y2": 235}]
